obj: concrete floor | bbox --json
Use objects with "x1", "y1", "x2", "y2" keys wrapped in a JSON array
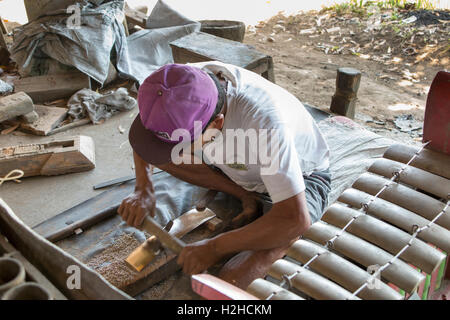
[{"x1": 0, "y1": 110, "x2": 137, "y2": 227}]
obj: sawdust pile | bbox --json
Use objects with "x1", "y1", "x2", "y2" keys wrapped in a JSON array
[
  {"x1": 86, "y1": 233, "x2": 141, "y2": 289},
  {"x1": 138, "y1": 274, "x2": 177, "y2": 300}
]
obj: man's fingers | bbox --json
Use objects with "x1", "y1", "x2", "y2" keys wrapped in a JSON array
[
  {"x1": 121, "y1": 206, "x2": 130, "y2": 222},
  {"x1": 126, "y1": 209, "x2": 136, "y2": 226},
  {"x1": 134, "y1": 210, "x2": 146, "y2": 227},
  {"x1": 149, "y1": 198, "x2": 156, "y2": 218},
  {"x1": 177, "y1": 249, "x2": 185, "y2": 266}
]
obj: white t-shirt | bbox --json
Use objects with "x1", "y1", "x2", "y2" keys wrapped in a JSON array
[{"x1": 191, "y1": 61, "x2": 330, "y2": 203}]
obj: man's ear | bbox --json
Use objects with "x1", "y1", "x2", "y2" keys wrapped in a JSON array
[{"x1": 207, "y1": 114, "x2": 225, "y2": 131}]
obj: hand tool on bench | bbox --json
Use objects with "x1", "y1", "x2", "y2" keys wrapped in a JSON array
[{"x1": 126, "y1": 190, "x2": 218, "y2": 271}]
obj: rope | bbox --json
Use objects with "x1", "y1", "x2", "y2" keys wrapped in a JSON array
[
  {"x1": 267, "y1": 141, "x2": 438, "y2": 300},
  {"x1": 0, "y1": 170, "x2": 24, "y2": 186}
]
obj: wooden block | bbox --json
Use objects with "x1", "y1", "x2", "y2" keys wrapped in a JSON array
[
  {"x1": 170, "y1": 32, "x2": 275, "y2": 82},
  {"x1": 0, "y1": 135, "x2": 95, "y2": 178},
  {"x1": 0, "y1": 92, "x2": 34, "y2": 123},
  {"x1": 125, "y1": 6, "x2": 148, "y2": 28},
  {"x1": 0, "y1": 234, "x2": 66, "y2": 300},
  {"x1": 14, "y1": 72, "x2": 91, "y2": 103},
  {"x1": 330, "y1": 67, "x2": 361, "y2": 119},
  {"x1": 20, "y1": 105, "x2": 68, "y2": 136},
  {"x1": 205, "y1": 217, "x2": 224, "y2": 232}
]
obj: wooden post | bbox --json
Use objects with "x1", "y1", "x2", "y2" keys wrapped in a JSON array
[
  {"x1": 330, "y1": 67, "x2": 361, "y2": 119},
  {"x1": 0, "y1": 16, "x2": 7, "y2": 49}
]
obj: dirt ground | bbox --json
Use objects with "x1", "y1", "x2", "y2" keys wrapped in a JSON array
[{"x1": 244, "y1": 7, "x2": 449, "y2": 146}]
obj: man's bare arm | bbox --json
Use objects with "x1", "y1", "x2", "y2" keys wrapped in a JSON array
[
  {"x1": 212, "y1": 192, "x2": 310, "y2": 253},
  {"x1": 177, "y1": 192, "x2": 311, "y2": 275},
  {"x1": 157, "y1": 160, "x2": 250, "y2": 200},
  {"x1": 118, "y1": 151, "x2": 156, "y2": 226}
]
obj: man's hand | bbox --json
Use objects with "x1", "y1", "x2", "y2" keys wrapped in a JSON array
[
  {"x1": 177, "y1": 239, "x2": 223, "y2": 275},
  {"x1": 231, "y1": 193, "x2": 262, "y2": 229},
  {"x1": 118, "y1": 189, "x2": 156, "y2": 227}
]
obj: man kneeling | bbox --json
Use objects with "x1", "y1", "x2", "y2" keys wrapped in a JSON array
[{"x1": 118, "y1": 62, "x2": 331, "y2": 289}]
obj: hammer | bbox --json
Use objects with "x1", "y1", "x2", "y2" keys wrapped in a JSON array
[{"x1": 126, "y1": 190, "x2": 218, "y2": 272}]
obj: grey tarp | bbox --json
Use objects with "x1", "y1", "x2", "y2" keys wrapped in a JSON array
[
  {"x1": 124, "y1": 0, "x2": 201, "y2": 84},
  {"x1": 10, "y1": 0, "x2": 201, "y2": 85},
  {"x1": 10, "y1": 0, "x2": 131, "y2": 85},
  {"x1": 67, "y1": 87, "x2": 137, "y2": 124}
]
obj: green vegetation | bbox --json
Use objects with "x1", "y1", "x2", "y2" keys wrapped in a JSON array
[{"x1": 325, "y1": 0, "x2": 435, "y2": 16}]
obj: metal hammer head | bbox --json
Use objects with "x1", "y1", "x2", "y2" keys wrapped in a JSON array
[{"x1": 125, "y1": 235, "x2": 162, "y2": 272}]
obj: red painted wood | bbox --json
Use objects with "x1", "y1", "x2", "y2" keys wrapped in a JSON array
[
  {"x1": 423, "y1": 71, "x2": 450, "y2": 155},
  {"x1": 429, "y1": 263, "x2": 440, "y2": 294},
  {"x1": 417, "y1": 272, "x2": 426, "y2": 298}
]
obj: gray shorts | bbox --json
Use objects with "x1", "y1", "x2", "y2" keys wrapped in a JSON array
[
  {"x1": 259, "y1": 169, "x2": 331, "y2": 224},
  {"x1": 303, "y1": 169, "x2": 331, "y2": 224}
]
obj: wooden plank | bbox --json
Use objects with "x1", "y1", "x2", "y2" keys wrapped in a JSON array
[
  {"x1": 205, "y1": 217, "x2": 224, "y2": 232},
  {"x1": 0, "y1": 92, "x2": 34, "y2": 123},
  {"x1": 0, "y1": 199, "x2": 132, "y2": 300},
  {"x1": 0, "y1": 29, "x2": 7, "y2": 49},
  {"x1": 49, "y1": 118, "x2": 91, "y2": 135},
  {"x1": 0, "y1": 135, "x2": 95, "y2": 178},
  {"x1": 124, "y1": 6, "x2": 148, "y2": 28},
  {"x1": 170, "y1": 32, "x2": 275, "y2": 82},
  {"x1": 0, "y1": 16, "x2": 8, "y2": 34},
  {"x1": 33, "y1": 179, "x2": 136, "y2": 241},
  {"x1": 19, "y1": 105, "x2": 67, "y2": 136},
  {"x1": 14, "y1": 72, "x2": 91, "y2": 103},
  {"x1": 339, "y1": 188, "x2": 450, "y2": 253},
  {"x1": 191, "y1": 274, "x2": 259, "y2": 300}
]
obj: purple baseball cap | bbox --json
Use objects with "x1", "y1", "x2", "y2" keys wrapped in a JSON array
[{"x1": 129, "y1": 64, "x2": 218, "y2": 165}]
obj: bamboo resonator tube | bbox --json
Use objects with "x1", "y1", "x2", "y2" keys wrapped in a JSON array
[
  {"x1": 323, "y1": 203, "x2": 445, "y2": 275},
  {"x1": 286, "y1": 240, "x2": 402, "y2": 300},
  {"x1": 384, "y1": 144, "x2": 450, "y2": 180},
  {"x1": 268, "y1": 259, "x2": 360, "y2": 300},
  {"x1": 247, "y1": 279, "x2": 304, "y2": 300},
  {"x1": 303, "y1": 222, "x2": 428, "y2": 293},
  {"x1": 338, "y1": 189, "x2": 450, "y2": 254},
  {"x1": 353, "y1": 173, "x2": 450, "y2": 230},
  {"x1": 369, "y1": 158, "x2": 450, "y2": 200},
  {"x1": 247, "y1": 143, "x2": 450, "y2": 300}
]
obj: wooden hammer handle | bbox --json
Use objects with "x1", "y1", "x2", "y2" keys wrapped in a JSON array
[{"x1": 141, "y1": 216, "x2": 185, "y2": 254}]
